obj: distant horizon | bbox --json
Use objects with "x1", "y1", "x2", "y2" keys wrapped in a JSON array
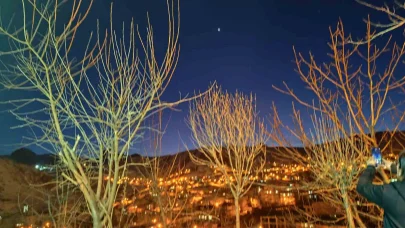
[{"x1": 3, "y1": 129, "x2": 404, "y2": 156}]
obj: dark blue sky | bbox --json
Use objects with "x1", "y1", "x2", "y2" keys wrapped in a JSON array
[{"x1": 0, "y1": 0, "x2": 400, "y2": 155}]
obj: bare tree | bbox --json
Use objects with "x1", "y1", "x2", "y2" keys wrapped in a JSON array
[
  {"x1": 126, "y1": 111, "x2": 217, "y2": 227},
  {"x1": 352, "y1": 0, "x2": 405, "y2": 44},
  {"x1": 270, "y1": 18, "x2": 405, "y2": 227},
  {"x1": 274, "y1": 19, "x2": 405, "y2": 160},
  {"x1": 151, "y1": 113, "x2": 188, "y2": 227},
  {"x1": 270, "y1": 105, "x2": 369, "y2": 227},
  {"x1": 188, "y1": 85, "x2": 267, "y2": 228},
  {"x1": 140, "y1": 155, "x2": 190, "y2": 227},
  {"x1": 44, "y1": 165, "x2": 89, "y2": 227},
  {"x1": 135, "y1": 112, "x2": 190, "y2": 227},
  {"x1": 0, "y1": 0, "x2": 190, "y2": 227}
]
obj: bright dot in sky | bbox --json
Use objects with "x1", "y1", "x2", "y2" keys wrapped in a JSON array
[{"x1": 217, "y1": 28, "x2": 221, "y2": 32}]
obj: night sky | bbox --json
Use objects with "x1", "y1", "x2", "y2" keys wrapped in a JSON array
[{"x1": 0, "y1": 0, "x2": 401, "y2": 155}]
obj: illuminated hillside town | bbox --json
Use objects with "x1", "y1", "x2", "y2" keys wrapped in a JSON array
[
  {"x1": 11, "y1": 150, "x2": 396, "y2": 228},
  {"x1": 24, "y1": 158, "x2": 311, "y2": 227},
  {"x1": 113, "y1": 162, "x2": 309, "y2": 227}
]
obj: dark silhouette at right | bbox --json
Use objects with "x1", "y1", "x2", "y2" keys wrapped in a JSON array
[{"x1": 357, "y1": 151, "x2": 405, "y2": 228}]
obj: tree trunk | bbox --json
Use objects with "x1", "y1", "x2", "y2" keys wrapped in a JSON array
[
  {"x1": 342, "y1": 191, "x2": 355, "y2": 228},
  {"x1": 156, "y1": 190, "x2": 168, "y2": 228},
  {"x1": 91, "y1": 210, "x2": 103, "y2": 228},
  {"x1": 235, "y1": 198, "x2": 240, "y2": 228},
  {"x1": 159, "y1": 209, "x2": 168, "y2": 228}
]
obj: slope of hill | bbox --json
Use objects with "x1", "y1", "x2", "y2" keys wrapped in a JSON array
[
  {"x1": 0, "y1": 130, "x2": 403, "y2": 227},
  {"x1": 0, "y1": 159, "x2": 52, "y2": 227}
]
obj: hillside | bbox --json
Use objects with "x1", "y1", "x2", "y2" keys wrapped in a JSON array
[
  {"x1": 0, "y1": 159, "x2": 52, "y2": 227},
  {"x1": 0, "y1": 130, "x2": 404, "y2": 227}
]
